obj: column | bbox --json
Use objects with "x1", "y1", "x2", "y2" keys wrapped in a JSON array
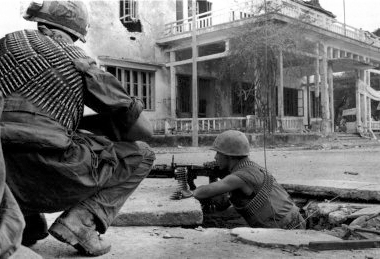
[
  {"x1": 191, "y1": 0, "x2": 198, "y2": 147},
  {"x1": 278, "y1": 49, "x2": 284, "y2": 117},
  {"x1": 328, "y1": 63, "x2": 334, "y2": 132},
  {"x1": 367, "y1": 71, "x2": 372, "y2": 131},
  {"x1": 363, "y1": 91, "x2": 367, "y2": 131},
  {"x1": 368, "y1": 96, "x2": 372, "y2": 131},
  {"x1": 364, "y1": 70, "x2": 368, "y2": 130},
  {"x1": 306, "y1": 75, "x2": 311, "y2": 128},
  {"x1": 314, "y1": 43, "x2": 320, "y2": 98},
  {"x1": 170, "y1": 51, "x2": 176, "y2": 118},
  {"x1": 320, "y1": 43, "x2": 330, "y2": 133},
  {"x1": 355, "y1": 70, "x2": 361, "y2": 127}
]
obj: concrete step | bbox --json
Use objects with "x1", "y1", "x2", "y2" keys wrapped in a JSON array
[
  {"x1": 112, "y1": 178, "x2": 202, "y2": 226},
  {"x1": 45, "y1": 179, "x2": 203, "y2": 229}
]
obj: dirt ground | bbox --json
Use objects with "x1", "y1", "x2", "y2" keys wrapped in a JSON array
[{"x1": 33, "y1": 226, "x2": 380, "y2": 259}]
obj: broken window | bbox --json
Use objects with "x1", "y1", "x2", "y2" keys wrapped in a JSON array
[
  {"x1": 119, "y1": 0, "x2": 142, "y2": 32},
  {"x1": 106, "y1": 66, "x2": 154, "y2": 110}
]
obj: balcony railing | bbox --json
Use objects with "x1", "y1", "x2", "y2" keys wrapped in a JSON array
[
  {"x1": 163, "y1": 0, "x2": 380, "y2": 48},
  {"x1": 151, "y1": 115, "x2": 309, "y2": 135},
  {"x1": 369, "y1": 121, "x2": 380, "y2": 131}
]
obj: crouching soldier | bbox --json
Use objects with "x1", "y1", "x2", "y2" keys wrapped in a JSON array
[
  {"x1": 0, "y1": 1, "x2": 155, "y2": 256},
  {"x1": 193, "y1": 130, "x2": 306, "y2": 229}
]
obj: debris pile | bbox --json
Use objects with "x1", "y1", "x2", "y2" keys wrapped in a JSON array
[{"x1": 303, "y1": 201, "x2": 380, "y2": 239}]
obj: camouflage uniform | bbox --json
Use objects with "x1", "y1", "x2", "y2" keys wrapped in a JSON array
[{"x1": 0, "y1": 26, "x2": 155, "y2": 244}]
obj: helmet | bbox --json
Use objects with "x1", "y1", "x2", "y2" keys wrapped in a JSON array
[
  {"x1": 211, "y1": 130, "x2": 250, "y2": 156},
  {"x1": 23, "y1": 1, "x2": 89, "y2": 42}
]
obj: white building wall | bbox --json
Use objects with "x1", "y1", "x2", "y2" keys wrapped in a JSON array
[
  {"x1": 84, "y1": 1, "x2": 176, "y2": 121},
  {"x1": 1, "y1": 1, "x2": 177, "y2": 121}
]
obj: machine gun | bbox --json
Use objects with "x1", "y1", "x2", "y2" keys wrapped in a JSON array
[{"x1": 148, "y1": 155, "x2": 225, "y2": 191}]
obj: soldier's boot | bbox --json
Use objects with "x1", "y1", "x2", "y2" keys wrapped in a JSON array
[
  {"x1": 22, "y1": 213, "x2": 49, "y2": 246},
  {"x1": 48, "y1": 206, "x2": 111, "y2": 256}
]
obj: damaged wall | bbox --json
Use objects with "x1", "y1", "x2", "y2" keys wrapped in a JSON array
[{"x1": 81, "y1": 1, "x2": 176, "y2": 121}]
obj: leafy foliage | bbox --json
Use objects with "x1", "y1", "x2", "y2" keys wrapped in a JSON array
[{"x1": 218, "y1": 4, "x2": 316, "y2": 132}]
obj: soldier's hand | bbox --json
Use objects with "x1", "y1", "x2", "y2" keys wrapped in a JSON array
[
  {"x1": 179, "y1": 190, "x2": 193, "y2": 199},
  {"x1": 73, "y1": 57, "x2": 96, "y2": 73}
]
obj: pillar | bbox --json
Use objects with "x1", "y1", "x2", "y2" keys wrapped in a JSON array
[
  {"x1": 278, "y1": 49, "x2": 284, "y2": 117},
  {"x1": 355, "y1": 70, "x2": 361, "y2": 127},
  {"x1": 320, "y1": 43, "x2": 330, "y2": 134},
  {"x1": 191, "y1": 0, "x2": 198, "y2": 147},
  {"x1": 170, "y1": 51, "x2": 176, "y2": 118},
  {"x1": 306, "y1": 75, "x2": 311, "y2": 128},
  {"x1": 328, "y1": 63, "x2": 334, "y2": 132},
  {"x1": 314, "y1": 43, "x2": 320, "y2": 98}
]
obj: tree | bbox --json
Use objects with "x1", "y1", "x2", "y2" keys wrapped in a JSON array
[{"x1": 218, "y1": 2, "x2": 316, "y2": 133}]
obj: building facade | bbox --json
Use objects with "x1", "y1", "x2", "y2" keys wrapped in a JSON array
[{"x1": 9, "y1": 0, "x2": 380, "y2": 139}]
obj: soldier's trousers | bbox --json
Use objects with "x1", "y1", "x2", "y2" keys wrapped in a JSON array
[{"x1": 4, "y1": 133, "x2": 155, "y2": 233}]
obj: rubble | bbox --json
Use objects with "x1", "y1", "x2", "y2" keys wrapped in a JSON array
[{"x1": 303, "y1": 201, "x2": 380, "y2": 230}]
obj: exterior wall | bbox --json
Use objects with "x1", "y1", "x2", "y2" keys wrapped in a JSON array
[{"x1": 83, "y1": 0, "x2": 176, "y2": 121}]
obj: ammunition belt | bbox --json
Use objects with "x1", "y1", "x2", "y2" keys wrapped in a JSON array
[
  {"x1": 0, "y1": 29, "x2": 88, "y2": 130},
  {"x1": 233, "y1": 160, "x2": 274, "y2": 217}
]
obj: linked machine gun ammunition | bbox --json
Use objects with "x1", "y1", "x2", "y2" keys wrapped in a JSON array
[{"x1": 148, "y1": 155, "x2": 224, "y2": 191}]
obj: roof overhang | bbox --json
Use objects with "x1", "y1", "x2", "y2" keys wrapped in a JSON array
[
  {"x1": 329, "y1": 58, "x2": 376, "y2": 72},
  {"x1": 97, "y1": 56, "x2": 164, "y2": 71}
]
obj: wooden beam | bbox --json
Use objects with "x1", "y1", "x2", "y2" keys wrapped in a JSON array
[
  {"x1": 166, "y1": 51, "x2": 228, "y2": 67},
  {"x1": 284, "y1": 48, "x2": 319, "y2": 59}
]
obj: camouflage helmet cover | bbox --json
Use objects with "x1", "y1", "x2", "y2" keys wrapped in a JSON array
[
  {"x1": 23, "y1": 0, "x2": 89, "y2": 42},
  {"x1": 211, "y1": 130, "x2": 250, "y2": 156}
]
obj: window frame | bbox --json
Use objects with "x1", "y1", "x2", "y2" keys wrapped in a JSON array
[
  {"x1": 106, "y1": 66, "x2": 155, "y2": 111},
  {"x1": 284, "y1": 87, "x2": 303, "y2": 117},
  {"x1": 120, "y1": 0, "x2": 138, "y2": 23}
]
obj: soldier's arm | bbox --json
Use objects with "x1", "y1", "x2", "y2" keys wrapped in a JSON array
[
  {"x1": 74, "y1": 57, "x2": 152, "y2": 141},
  {"x1": 193, "y1": 174, "x2": 246, "y2": 199}
]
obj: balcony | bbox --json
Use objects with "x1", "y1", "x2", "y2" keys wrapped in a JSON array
[
  {"x1": 160, "y1": 0, "x2": 380, "y2": 48},
  {"x1": 151, "y1": 116, "x2": 310, "y2": 135}
]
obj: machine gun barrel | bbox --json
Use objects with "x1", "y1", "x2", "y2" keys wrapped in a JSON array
[{"x1": 148, "y1": 156, "x2": 221, "y2": 190}]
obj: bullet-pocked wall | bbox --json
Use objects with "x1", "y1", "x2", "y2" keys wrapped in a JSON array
[{"x1": 82, "y1": 0, "x2": 177, "y2": 121}]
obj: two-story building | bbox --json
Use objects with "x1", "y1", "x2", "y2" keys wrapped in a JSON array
[{"x1": 30, "y1": 0, "x2": 380, "y2": 140}]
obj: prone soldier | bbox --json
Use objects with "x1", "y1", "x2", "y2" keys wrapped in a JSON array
[{"x1": 193, "y1": 130, "x2": 306, "y2": 229}]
